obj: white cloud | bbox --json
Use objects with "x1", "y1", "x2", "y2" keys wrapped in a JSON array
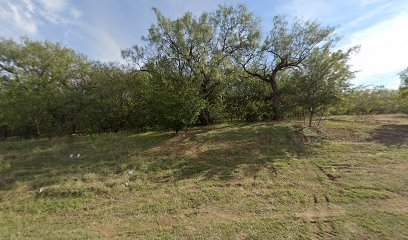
[
  {"x1": 39, "y1": 0, "x2": 67, "y2": 12},
  {"x1": 22, "y1": 0, "x2": 35, "y2": 13},
  {"x1": 0, "y1": 1, "x2": 37, "y2": 34},
  {"x1": 0, "y1": 0, "x2": 81, "y2": 37},
  {"x1": 37, "y1": 0, "x2": 70, "y2": 24},
  {"x1": 277, "y1": 0, "x2": 333, "y2": 20},
  {"x1": 346, "y1": 13, "x2": 408, "y2": 88},
  {"x1": 346, "y1": 1, "x2": 393, "y2": 27}
]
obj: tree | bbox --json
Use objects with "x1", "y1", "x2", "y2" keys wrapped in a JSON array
[
  {"x1": 285, "y1": 44, "x2": 356, "y2": 126},
  {"x1": 224, "y1": 75, "x2": 272, "y2": 122},
  {"x1": 123, "y1": 5, "x2": 260, "y2": 125},
  {"x1": 398, "y1": 67, "x2": 408, "y2": 113},
  {"x1": 333, "y1": 86, "x2": 399, "y2": 115},
  {"x1": 0, "y1": 38, "x2": 89, "y2": 136},
  {"x1": 145, "y1": 59, "x2": 204, "y2": 133},
  {"x1": 400, "y1": 68, "x2": 408, "y2": 87},
  {"x1": 85, "y1": 62, "x2": 150, "y2": 133},
  {"x1": 234, "y1": 16, "x2": 335, "y2": 120}
]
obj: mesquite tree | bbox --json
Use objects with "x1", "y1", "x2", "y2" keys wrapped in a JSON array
[
  {"x1": 122, "y1": 5, "x2": 260, "y2": 125},
  {"x1": 285, "y1": 44, "x2": 357, "y2": 126},
  {"x1": 399, "y1": 67, "x2": 408, "y2": 113},
  {"x1": 234, "y1": 16, "x2": 335, "y2": 120}
]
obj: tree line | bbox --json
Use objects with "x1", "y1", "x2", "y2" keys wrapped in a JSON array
[{"x1": 0, "y1": 5, "x2": 406, "y2": 137}]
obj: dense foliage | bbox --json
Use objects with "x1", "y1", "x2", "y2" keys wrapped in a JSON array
[
  {"x1": 332, "y1": 86, "x2": 399, "y2": 115},
  {"x1": 282, "y1": 44, "x2": 356, "y2": 126},
  {"x1": 399, "y1": 67, "x2": 408, "y2": 113},
  {"x1": 0, "y1": 5, "x2": 403, "y2": 137}
]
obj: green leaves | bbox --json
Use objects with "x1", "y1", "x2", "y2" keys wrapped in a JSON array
[
  {"x1": 124, "y1": 5, "x2": 260, "y2": 125},
  {"x1": 3, "y1": 5, "x2": 400, "y2": 136},
  {"x1": 283, "y1": 44, "x2": 356, "y2": 126},
  {"x1": 398, "y1": 68, "x2": 408, "y2": 113},
  {"x1": 0, "y1": 38, "x2": 89, "y2": 136}
]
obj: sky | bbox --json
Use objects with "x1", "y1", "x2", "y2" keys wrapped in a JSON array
[{"x1": 0, "y1": 0, "x2": 407, "y2": 89}]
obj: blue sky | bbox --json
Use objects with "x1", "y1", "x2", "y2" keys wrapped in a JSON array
[{"x1": 1, "y1": 0, "x2": 407, "y2": 89}]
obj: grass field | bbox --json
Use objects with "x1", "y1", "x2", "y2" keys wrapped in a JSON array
[{"x1": 1, "y1": 115, "x2": 408, "y2": 239}]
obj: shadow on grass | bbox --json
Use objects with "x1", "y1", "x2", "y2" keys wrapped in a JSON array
[
  {"x1": 370, "y1": 124, "x2": 408, "y2": 145},
  {"x1": 0, "y1": 132, "x2": 173, "y2": 190},
  {"x1": 145, "y1": 125, "x2": 312, "y2": 181},
  {"x1": 0, "y1": 124, "x2": 315, "y2": 191}
]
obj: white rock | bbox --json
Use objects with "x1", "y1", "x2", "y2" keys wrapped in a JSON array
[
  {"x1": 39, "y1": 187, "x2": 47, "y2": 193},
  {"x1": 77, "y1": 153, "x2": 80, "y2": 158},
  {"x1": 70, "y1": 154, "x2": 73, "y2": 158}
]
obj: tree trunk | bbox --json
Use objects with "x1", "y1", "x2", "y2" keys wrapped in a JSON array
[
  {"x1": 270, "y1": 79, "x2": 281, "y2": 120},
  {"x1": 198, "y1": 108, "x2": 213, "y2": 126},
  {"x1": 303, "y1": 110, "x2": 306, "y2": 126},
  {"x1": 317, "y1": 107, "x2": 326, "y2": 126},
  {"x1": 309, "y1": 108, "x2": 314, "y2": 127},
  {"x1": 71, "y1": 124, "x2": 76, "y2": 135},
  {"x1": 35, "y1": 119, "x2": 41, "y2": 136}
]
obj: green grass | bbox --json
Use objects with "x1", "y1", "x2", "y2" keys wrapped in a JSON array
[{"x1": 1, "y1": 115, "x2": 408, "y2": 239}]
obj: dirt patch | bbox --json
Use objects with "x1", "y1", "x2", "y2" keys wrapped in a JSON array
[
  {"x1": 370, "y1": 124, "x2": 408, "y2": 145},
  {"x1": 319, "y1": 127, "x2": 364, "y2": 142},
  {"x1": 295, "y1": 206, "x2": 345, "y2": 223},
  {"x1": 92, "y1": 223, "x2": 118, "y2": 239}
]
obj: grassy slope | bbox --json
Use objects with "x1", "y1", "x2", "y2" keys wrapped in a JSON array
[{"x1": 1, "y1": 115, "x2": 408, "y2": 239}]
